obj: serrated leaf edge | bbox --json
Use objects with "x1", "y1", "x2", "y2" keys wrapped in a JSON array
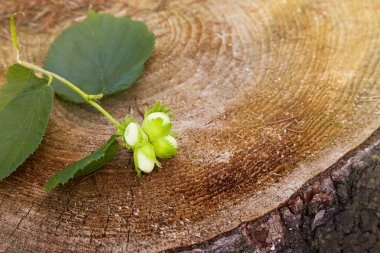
[
  {"x1": 0, "y1": 85, "x2": 54, "y2": 181},
  {"x1": 43, "y1": 135, "x2": 119, "y2": 192}
]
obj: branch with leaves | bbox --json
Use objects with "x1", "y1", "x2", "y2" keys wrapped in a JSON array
[{"x1": 0, "y1": 12, "x2": 178, "y2": 192}]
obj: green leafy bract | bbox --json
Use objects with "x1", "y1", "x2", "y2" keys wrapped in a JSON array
[
  {"x1": 44, "y1": 11, "x2": 155, "y2": 103},
  {"x1": 44, "y1": 135, "x2": 119, "y2": 192},
  {"x1": 0, "y1": 64, "x2": 53, "y2": 180},
  {"x1": 144, "y1": 101, "x2": 172, "y2": 118},
  {"x1": 116, "y1": 116, "x2": 137, "y2": 137}
]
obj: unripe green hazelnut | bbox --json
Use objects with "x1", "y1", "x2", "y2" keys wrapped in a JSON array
[
  {"x1": 142, "y1": 112, "x2": 172, "y2": 141},
  {"x1": 153, "y1": 135, "x2": 178, "y2": 159}
]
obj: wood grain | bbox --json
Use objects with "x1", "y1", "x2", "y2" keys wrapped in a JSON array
[
  {"x1": 169, "y1": 129, "x2": 380, "y2": 252},
  {"x1": 0, "y1": 0, "x2": 379, "y2": 252}
]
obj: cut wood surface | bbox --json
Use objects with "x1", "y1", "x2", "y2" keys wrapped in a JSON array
[
  {"x1": 169, "y1": 129, "x2": 380, "y2": 252},
  {"x1": 0, "y1": 0, "x2": 379, "y2": 252}
]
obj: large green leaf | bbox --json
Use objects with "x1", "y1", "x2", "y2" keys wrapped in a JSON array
[
  {"x1": 44, "y1": 135, "x2": 119, "y2": 192},
  {"x1": 0, "y1": 64, "x2": 53, "y2": 180},
  {"x1": 44, "y1": 11, "x2": 155, "y2": 103}
]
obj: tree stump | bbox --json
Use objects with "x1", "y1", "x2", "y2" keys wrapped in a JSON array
[
  {"x1": 168, "y1": 129, "x2": 380, "y2": 252},
  {"x1": 0, "y1": 0, "x2": 379, "y2": 252}
]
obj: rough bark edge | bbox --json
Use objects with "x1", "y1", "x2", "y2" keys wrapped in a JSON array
[{"x1": 165, "y1": 128, "x2": 380, "y2": 253}]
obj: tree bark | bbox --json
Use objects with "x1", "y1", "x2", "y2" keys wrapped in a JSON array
[
  {"x1": 167, "y1": 128, "x2": 380, "y2": 253},
  {"x1": 0, "y1": 0, "x2": 379, "y2": 252}
]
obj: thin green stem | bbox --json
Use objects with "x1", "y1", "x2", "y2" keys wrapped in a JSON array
[
  {"x1": 18, "y1": 60, "x2": 121, "y2": 128},
  {"x1": 47, "y1": 74, "x2": 53, "y2": 86},
  {"x1": 87, "y1": 100, "x2": 120, "y2": 127},
  {"x1": 19, "y1": 61, "x2": 89, "y2": 100}
]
